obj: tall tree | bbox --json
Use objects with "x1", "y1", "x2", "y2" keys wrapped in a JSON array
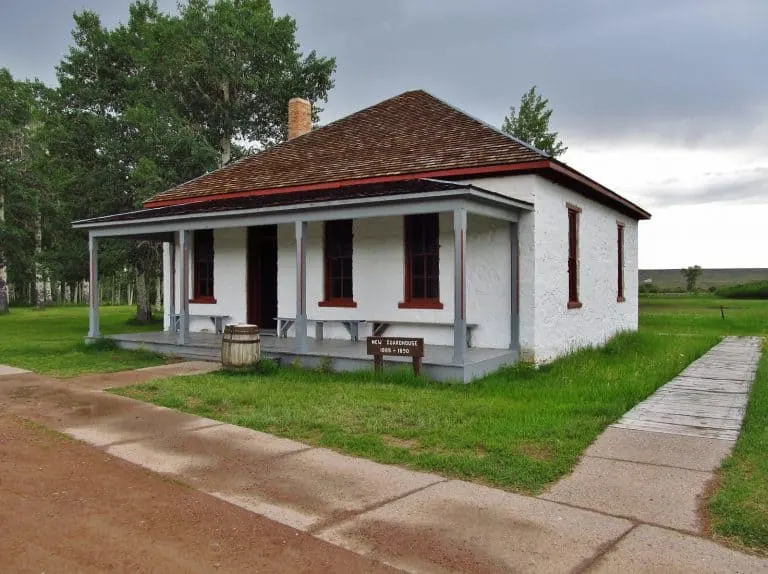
[
  {"x1": 0, "y1": 69, "x2": 31, "y2": 313},
  {"x1": 162, "y1": 0, "x2": 336, "y2": 165},
  {"x1": 0, "y1": 70, "x2": 42, "y2": 312},
  {"x1": 502, "y1": 86, "x2": 567, "y2": 157},
  {"x1": 54, "y1": 0, "x2": 336, "y2": 322},
  {"x1": 681, "y1": 265, "x2": 703, "y2": 292},
  {"x1": 56, "y1": 2, "x2": 219, "y2": 322}
]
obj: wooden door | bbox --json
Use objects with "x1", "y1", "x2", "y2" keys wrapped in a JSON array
[{"x1": 247, "y1": 226, "x2": 278, "y2": 329}]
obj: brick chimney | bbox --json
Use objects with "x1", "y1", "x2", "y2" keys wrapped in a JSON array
[{"x1": 288, "y1": 97, "x2": 312, "y2": 140}]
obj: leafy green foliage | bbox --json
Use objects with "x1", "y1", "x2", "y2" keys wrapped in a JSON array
[
  {"x1": 502, "y1": 86, "x2": 567, "y2": 157},
  {"x1": 164, "y1": 0, "x2": 336, "y2": 165},
  {"x1": 2, "y1": 1, "x2": 336, "y2": 319},
  {"x1": 716, "y1": 281, "x2": 768, "y2": 300}
]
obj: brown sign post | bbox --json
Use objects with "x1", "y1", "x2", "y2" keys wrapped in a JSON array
[{"x1": 366, "y1": 336, "x2": 425, "y2": 376}]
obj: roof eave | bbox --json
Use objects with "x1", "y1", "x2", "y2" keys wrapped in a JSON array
[
  {"x1": 137, "y1": 160, "x2": 649, "y2": 221},
  {"x1": 543, "y1": 160, "x2": 651, "y2": 220}
]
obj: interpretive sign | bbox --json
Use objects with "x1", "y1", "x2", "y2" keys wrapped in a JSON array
[{"x1": 366, "y1": 336, "x2": 424, "y2": 375}]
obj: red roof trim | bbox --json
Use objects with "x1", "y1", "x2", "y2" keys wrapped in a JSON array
[
  {"x1": 545, "y1": 161, "x2": 651, "y2": 219},
  {"x1": 143, "y1": 161, "x2": 550, "y2": 208},
  {"x1": 142, "y1": 158, "x2": 650, "y2": 220}
]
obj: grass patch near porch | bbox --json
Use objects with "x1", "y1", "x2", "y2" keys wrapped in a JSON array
[
  {"x1": 0, "y1": 306, "x2": 166, "y2": 376},
  {"x1": 114, "y1": 330, "x2": 717, "y2": 493},
  {"x1": 708, "y1": 343, "x2": 768, "y2": 554}
]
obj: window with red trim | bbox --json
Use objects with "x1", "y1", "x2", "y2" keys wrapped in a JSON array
[
  {"x1": 322, "y1": 220, "x2": 354, "y2": 305},
  {"x1": 617, "y1": 224, "x2": 625, "y2": 302},
  {"x1": 567, "y1": 207, "x2": 581, "y2": 307},
  {"x1": 193, "y1": 229, "x2": 214, "y2": 301},
  {"x1": 401, "y1": 213, "x2": 441, "y2": 308}
]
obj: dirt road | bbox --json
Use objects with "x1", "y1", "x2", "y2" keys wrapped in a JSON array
[{"x1": 0, "y1": 416, "x2": 395, "y2": 573}]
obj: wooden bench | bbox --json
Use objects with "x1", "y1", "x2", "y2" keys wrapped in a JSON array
[
  {"x1": 370, "y1": 321, "x2": 479, "y2": 347},
  {"x1": 276, "y1": 317, "x2": 477, "y2": 346},
  {"x1": 276, "y1": 317, "x2": 362, "y2": 342},
  {"x1": 174, "y1": 314, "x2": 231, "y2": 334}
]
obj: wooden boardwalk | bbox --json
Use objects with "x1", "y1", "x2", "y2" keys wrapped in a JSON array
[
  {"x1": 542, "y1": 336, "x2": 763, "y2": 535},
  {"x1": 614, "y1": 336, "x2": 762, "y2": 440}
]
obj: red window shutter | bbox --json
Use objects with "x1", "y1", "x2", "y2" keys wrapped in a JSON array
[
  {"x1": 617, "y1": 224, "x2": 625, "y2": 300},
  {"x1": 193, "y1": 229, "x2": 214, "y2": 299},
  {"x1": 402, "y1": 213, "x2": 441, "y2": 307},
  {"x1": 567, "y1": 209, "x2": 579, "y2": 305},
  {"x1": 323, "y1": 220, "x2": 354, "y2": 303}
]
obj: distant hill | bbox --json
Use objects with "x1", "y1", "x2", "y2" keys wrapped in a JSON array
[{"x1": 639, "y1": 268, "x2": 768, "y2": 290}]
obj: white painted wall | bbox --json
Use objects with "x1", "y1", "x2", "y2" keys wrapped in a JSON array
[
  {"x1": 468, "y1": 174, "x2": 639, "y2": 362},
  {"x1": 463, "y1": 174, "x2": 537, "y2": 357},
  {"x1": 530, "y1": 178, "x2": 639, "y2": 361},
  {"x1": 161, "y1": 172, "x2": 640, "y2": 360},
  {"x1": 163, "y1": 227, "x2": 248, "y2": 332},
  {"x1": 276, "y1": 214, "x2": 513, "y2": 348}
]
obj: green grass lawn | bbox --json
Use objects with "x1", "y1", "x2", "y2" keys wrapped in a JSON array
[
  {"x1": 640, "y1": 295, "x2": 768, "y2": 336},
  {"x1": 0, "y1": 306, "x2": 165, "y2": 376},
  {"x1": 115, "y1": 330, "x2": 717, "y2": 493},
  {"x1": 708, "y1": 343, "x2": 768, "y2": 555}
]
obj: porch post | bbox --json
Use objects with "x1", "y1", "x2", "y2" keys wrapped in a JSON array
[
  {"x1": 87, "y1": 232, "x2": 100, "y2": 338},
  {"x1": 295, "y1": 221, "x2": 308, "y2": 353},
  {"x1": 177, "y1": 230, "x2": 190, "y2": 345},
  {"x1": 168, "y1": 239, "x2": 176, "y2": 334},
  {"x1": 453, "y1": 208, "x2": 467, "y2": 364},
  {"x1": 509, "y1": 222, "x2": 520, "y2": 354}
]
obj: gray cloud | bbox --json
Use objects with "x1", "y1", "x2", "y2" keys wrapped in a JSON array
[
  {"x1": 272, "y1": 0, "x2": 768, "y2": 146},
  {"x1": 0, "y1": 0, "x2": 177, "y2": 84},
  {"x1": 3, "y1": 1, "x2": 767, "y2": 146},
  {"x1": 644, "y1": 167, "x2": 768, "y2": 207}
]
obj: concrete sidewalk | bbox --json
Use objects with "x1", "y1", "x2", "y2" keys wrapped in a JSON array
[
  {"x1": 1, "y1": 347, "x2": 767, "y2": 573},
  {"x1": 541, "y1": 336, "x2": 762, "y2": 536}
]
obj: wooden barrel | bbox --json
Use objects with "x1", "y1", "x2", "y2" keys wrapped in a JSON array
[{"x1": 221, "y1": 324, "x2": 261, "y2": 367}]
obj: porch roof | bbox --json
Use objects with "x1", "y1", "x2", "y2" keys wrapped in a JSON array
[{"x1": 72, "y1": 178, "x2": 533, "y2": 238}]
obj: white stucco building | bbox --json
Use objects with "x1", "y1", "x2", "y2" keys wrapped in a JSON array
[{"x1": 73, "y1": 90, "x2": 649, "y2": 381}]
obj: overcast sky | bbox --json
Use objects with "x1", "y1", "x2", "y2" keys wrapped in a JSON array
[{"x1": 2, "y1": 0, "x2": 767, "y2": 269}]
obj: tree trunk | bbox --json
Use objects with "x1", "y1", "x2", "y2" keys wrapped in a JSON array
[
  {"x1": 0, "y1": 190, "x2": 8, "y2": 314},
  {"x1": 135, "y1": 271, "x2": 152, "y2": 324},
  {"x1": 155, "y1": 276, "x2": 162, "y2": 311},
  {"x1": 218, "y1": 80, "x2": 231, "y2": 167},
  {"x1": 34, "y1": 212, "x2": 44, "y2": 311},
  {"x1": 219, "y1": 133, "x2": 231, "y2": 168}
]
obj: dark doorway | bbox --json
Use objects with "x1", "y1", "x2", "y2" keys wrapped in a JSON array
[{"x1": 247, "y1": 225, "x2": 278, "y2": 330}]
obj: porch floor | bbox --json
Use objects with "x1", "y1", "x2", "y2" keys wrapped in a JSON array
[{"x1": 105, "y1": 331, "x2": 518, "y2": 383}]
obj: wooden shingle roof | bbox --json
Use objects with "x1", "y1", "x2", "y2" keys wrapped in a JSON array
[{"x1": 144, "y1": 90, "x2": 650, "y2": 220}]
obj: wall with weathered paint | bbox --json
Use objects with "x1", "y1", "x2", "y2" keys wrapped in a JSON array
[
  {"x1": 161, "y1": 172, "x2": 640, "y2": 361},
  {"x1": 163, "y1": 227, "x2": 248, "y2": 332},
  {"x1": 529, "y1": 177, "x2": 639, "y2": 362},
  {"x1": 463, "y1": 174, "x2": 536, "y2": 358},
  {"x1": 275, "y1": 213, "x2": 513, "y2": 348},
  {"x1": 465, "y1": 173, "x2": 639, "y2": 362}
]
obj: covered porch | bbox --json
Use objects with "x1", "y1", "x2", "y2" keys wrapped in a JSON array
[{"x1": 74, "y1": 178, "x2": 532, "y2": 382}]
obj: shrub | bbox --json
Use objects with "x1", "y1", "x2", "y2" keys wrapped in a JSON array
[
  {"x1": 83, "y1": 337, "x2": 120, "y2": 351},
  {"x1": 315, "y1": 356, "x2": 334, "y2": 373},
  {"x1": 716, "y1": 281, "x2": 768, "y2": 299}
]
